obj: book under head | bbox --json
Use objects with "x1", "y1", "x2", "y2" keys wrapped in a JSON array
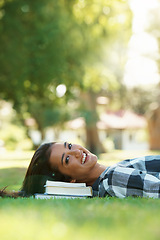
[
  {"x1": 44, "y1": 180, "x2": 86, "y2": 188},
  {"x1": 34, "y1": 194, "x2": 87, "y2": 199},
  {"x1": 34, "y1": 180, "x2": 93, "y2": 199},
  {"x1": 45, "y1": 185, "x2": 92, "y2": 196}
]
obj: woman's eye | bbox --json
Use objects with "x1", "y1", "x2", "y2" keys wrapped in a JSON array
[
  {"x1": 65, "y1": 156, "x2": 69, "y2": 165},
  {"x1": 68, "y1": 143, "x2": 72, "y2": 149}
]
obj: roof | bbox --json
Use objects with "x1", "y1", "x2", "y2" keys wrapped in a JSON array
[
  {"x1": 66, "y1": 110, "x2": 147, "y2": 130},
  {"x1": 65, "y1": 117, "x2": 85, "y2": 130},
  {"x1": 98, "y1": 110, "x2": 147, "y2": 130}
]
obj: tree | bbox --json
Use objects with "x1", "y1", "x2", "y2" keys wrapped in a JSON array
[
  {"x1": 143, "y1": 4, "x2": 160, "y2": 150},
  {"x1": 0, "y1": 0, "x2": 132, "y2": 153}
]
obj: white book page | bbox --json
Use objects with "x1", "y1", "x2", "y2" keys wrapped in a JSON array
[{"x1": 44, "y1": 180, "x2": 86, "y2": 188}]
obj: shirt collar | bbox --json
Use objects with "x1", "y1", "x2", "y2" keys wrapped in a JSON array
[
  {"x1": 92, "y1": 176, "x2": 100, "y2": 197},
  {"x1": 92, "y1": 176, "x2": 100, "y2": 191},
  {"x1": 92, "y1": 167, "x2": 110, "y2": 197}
]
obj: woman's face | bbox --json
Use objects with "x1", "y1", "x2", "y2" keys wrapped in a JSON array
[{"x1": 49, "y1": 142, "x2": 98, "y2": 182}]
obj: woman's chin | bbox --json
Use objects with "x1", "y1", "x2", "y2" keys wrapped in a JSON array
[{"x1": 91, "y1": 154, "x2": 98, "y2": 164}]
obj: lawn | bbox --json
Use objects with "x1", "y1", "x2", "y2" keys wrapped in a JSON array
[{"x1": 1, "y1": 150, "x2": 160, "y2": 240}]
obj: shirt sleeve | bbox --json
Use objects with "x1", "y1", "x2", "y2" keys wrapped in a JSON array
[{"x1": 99, "y1": 166, "x2": 160, "y2": 198}]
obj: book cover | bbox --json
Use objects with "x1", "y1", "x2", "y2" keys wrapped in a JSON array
[
  {"x1": 45, "y1": 186, "x2": 92, "y2": 196},
  {"x1": 34, "y1": 194, "x2": 86, "y2": 199}
]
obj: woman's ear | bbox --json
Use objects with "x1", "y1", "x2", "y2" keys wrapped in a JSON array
[{"x1": 70, "y1": 179, "x2": 76, "y2": 183}]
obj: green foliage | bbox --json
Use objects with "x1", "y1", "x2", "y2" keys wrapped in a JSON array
[
  {"x1": 0, "y1": 123, "x2": 33, "y2": 150},
  {"x1": 0, "y1": 100, "x2": 33, "y2": 150},
  {"x1": 0, "y1": 0, "x2": 132, "y2": 151},
  {"x1": 83, "y1": 66, "x2": 120, "y2": 92},
  {"x1": 0, "y1": 0, "x2": 131, "y2": 104},
  {"x1": 125, "y1": 86, "x2": 158, "y2": 114}
]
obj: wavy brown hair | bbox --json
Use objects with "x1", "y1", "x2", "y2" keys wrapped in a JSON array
[{"x1": 0, "y1": 142, "x2": 71, "y2": 198}]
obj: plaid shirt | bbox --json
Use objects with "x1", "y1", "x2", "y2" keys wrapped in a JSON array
[{"x1": 92, "y1": 155, "x2": 160, "y2": 198}]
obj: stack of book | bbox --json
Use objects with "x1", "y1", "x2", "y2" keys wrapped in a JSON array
[{"x1": 35, "y1": 180, "x2": 93, "y2": 199}]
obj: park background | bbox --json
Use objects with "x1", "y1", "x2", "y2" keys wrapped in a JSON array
[{"x1": 1, "y1": 0, "x2": 160, "y2": 240}]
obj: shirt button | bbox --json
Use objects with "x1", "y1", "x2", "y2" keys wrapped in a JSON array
[{"x1": 140, "y1": 171, "x2": 142, "y2": 174}]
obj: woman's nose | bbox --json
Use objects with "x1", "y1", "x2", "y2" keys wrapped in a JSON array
[{"x1": 71, "y1": 149, "x2": 82, "y2": 158}]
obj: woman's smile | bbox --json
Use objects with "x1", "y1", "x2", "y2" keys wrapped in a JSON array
[
  {"x1": 81, "y1": 152, "x2": 87, "y2": 164},
  {"x1": 49, "y1": 142, "x2": 98, "y2": 183}
]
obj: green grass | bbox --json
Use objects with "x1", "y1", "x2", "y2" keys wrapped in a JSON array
[
  {"x1": 1, "y1": 197, "x2": 160, "y2": 240},
  {"x1": 1, "y1": 150, "x2": 160, "y2": 240},
  {"x1": 0, "y1": 151, "x2": 33, "y2": 191}
]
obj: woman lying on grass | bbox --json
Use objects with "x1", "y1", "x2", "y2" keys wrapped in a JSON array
[{"x1": 1, "y1": 142, "x2": 160, "y2": 198}]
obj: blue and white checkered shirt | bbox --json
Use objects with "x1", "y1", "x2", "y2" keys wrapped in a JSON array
[{"x1": 92, "y1": 155, "x2": 160, "y2": 198}]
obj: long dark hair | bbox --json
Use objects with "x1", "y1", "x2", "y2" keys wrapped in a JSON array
[{"x1": 0, "y1": 142, "x2": 71, "y2": 198}]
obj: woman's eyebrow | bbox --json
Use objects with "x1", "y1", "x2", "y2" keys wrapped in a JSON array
[{"x1": 61, "y1": 142, "x2": 67, "y2": 165}]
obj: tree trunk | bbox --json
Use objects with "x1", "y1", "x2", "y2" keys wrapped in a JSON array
[
  {"x1": 81, "y1": 90, "x2": 105, "y2": 155},
  {"x1": 86, "y1": 125, "x2": 105, "y2": 155},
  {"x1": 147, "y1": 105, "x2": 160, "y2": 150}
]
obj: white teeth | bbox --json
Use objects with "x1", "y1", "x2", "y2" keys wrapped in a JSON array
[{"x1": 82, "y1": 153, "x2": 86, "y2": 164}]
